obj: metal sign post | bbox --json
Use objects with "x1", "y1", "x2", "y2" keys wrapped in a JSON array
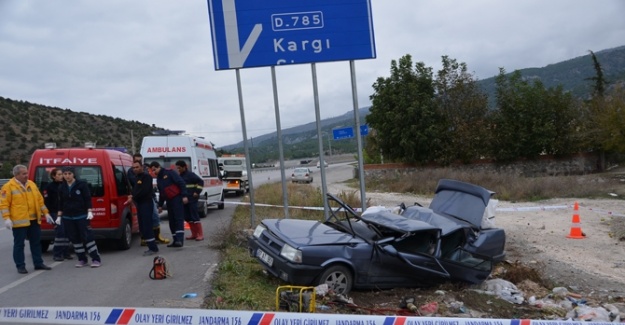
[
  {"x1": 271, "y1": 66, "x2": 290, "y2": 218},
  {"x1": 235, "y1": 69, "x2": 256, "y2": 225},
  {"x1": 311, "y1": 63, "x2": 329, "y2": 220},
  {"x1": 350, "y1": 61, "x2": 367, "y2": 213}
]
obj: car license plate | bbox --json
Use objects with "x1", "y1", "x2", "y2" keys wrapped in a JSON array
[{"x1": 256, "y1": 249, "x2": 274, "y2": 267}]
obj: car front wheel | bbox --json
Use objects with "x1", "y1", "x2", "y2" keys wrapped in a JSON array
[{"x1": 317, "y1": 265, "x2": 352, "y2": 295}]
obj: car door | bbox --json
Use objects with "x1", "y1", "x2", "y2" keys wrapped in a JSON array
[{"x1": 369, "y1": 230, "x2": 449, "y2": 287}]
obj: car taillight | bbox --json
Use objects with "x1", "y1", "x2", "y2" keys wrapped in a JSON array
[{"x1": 111, "y1": 203, "x2": 117, "y2": 214}]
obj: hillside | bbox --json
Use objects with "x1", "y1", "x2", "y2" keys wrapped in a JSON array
[
  {"x1": 477, "y1": 45, "x2": 625, "y2": 104},
  {"x1": 0, "y1": 97, "x2": 163, "y2": 176},
  {"x1": 221, "y1": 107, "x2": 370, "y2": 163}
]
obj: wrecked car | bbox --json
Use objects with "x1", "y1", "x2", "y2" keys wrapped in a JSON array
[{"x1": 248, "y1": 179, "x2": 506, "y2": 294}]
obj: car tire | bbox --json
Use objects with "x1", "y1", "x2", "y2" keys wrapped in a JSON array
[
  {"x1": 117, "y1": 216, "x2": 132, "y2": 250},
  {"x1": 317, "y1": 265, "x2": 352, "y2": 295},
  {"x1": 198, "y1": 199, "x2": 208, "y2": 218},
  {"x1": 217, "y1": 192, "x2": 225, "y2": 210}
]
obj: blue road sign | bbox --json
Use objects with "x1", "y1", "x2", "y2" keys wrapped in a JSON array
[
  {"x1": 333, "y1": 127, "x2": 354, "y2": 140},
  {"x1": 360, "y1": 124, "x2": 369, "y2": 136},
  {"x1": 207, "y1": 0, "x2": 376, "y2": 70}
]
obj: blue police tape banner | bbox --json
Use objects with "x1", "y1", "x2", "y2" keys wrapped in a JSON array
[{"x1": 0, "y1": 307, "x2": 616, "y2": 325}]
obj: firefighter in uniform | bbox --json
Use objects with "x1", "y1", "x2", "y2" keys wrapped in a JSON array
[
  {"x1": 150, "y1": 161, "x2": 188, "y2": 248},
  {"x1": 129, "y1": 161, "x2": 159, "y2": 255},
  {"x1": 1, "y1": 164, "x2": 54, "y2": 274},
  {"x1": 126, "y1": 153, "x2": 170, "y2": 245},
  {"x1": 175, "y1": 160, "x2": 205, "y2": 241}
]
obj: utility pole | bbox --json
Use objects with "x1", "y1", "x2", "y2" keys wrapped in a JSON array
[
  {"x1": 130, "y1": 130, "x2": 135, "y2": 153},
  {"x1": 327, "y1": 135, "x2": 332, "y2": 156}
]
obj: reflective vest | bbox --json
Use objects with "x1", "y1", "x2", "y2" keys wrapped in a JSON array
[{"x1": 0, "y1": 178, "x2": 49, "y2": 228}]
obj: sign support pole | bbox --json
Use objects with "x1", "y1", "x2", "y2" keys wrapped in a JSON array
[
  {"x1": 235, "y1": 68, "x2": 256, "y2": 225},
  {"x1": 350, "y1": 60, "x2": 367, "y2": 213},
  {"x1": 311, "y1": 63, "x2": 329, "y2": 220},
  {"x1": 271, "y1": 66, "x2": 290, "y2": 218}
]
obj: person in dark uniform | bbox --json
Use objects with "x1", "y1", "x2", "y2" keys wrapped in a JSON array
[
  {"x1": 130, "y1": 161, "x2": 159, "y2": 255},
  {"x1": 126, "y1": 153, "x2": 170, "y2": 245},
  {"x1": 44, "y1": 168, "x2": 73, "y2": 261},
  {"x1": 175, "y1": 160, "x2": 205, "y2": 241},
  {"x1": 149, "y1": 161, "x2": 188, "y2": 248},
  {"x1": 57, "y1": 166, "x2": 101, "y2": 268}
]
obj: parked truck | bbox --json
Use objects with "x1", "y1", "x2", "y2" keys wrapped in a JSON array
[{"x1": 218, "y1": 155, "x2": 249, "y2": 196}]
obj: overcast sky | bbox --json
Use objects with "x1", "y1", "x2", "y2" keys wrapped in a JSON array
[{"x1": 1, "y1": 0, "x2": 624, "y2": 148}]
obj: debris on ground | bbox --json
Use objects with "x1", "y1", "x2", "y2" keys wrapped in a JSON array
[{"x1": 310, "y1": 272, "x2": 625, "y2": 321}]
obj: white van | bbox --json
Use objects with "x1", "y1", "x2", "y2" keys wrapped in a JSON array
[{"x1": 140, "y1": 134, "x2": 224, "y2": 216}]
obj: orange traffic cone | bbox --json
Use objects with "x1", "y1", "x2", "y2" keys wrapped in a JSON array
[
  {"x1": 566, "y1": 201, "x2": 585, "y2": 239},
  {"x1": 184, "y1": 221, "x2": 191, "y2": 230}
]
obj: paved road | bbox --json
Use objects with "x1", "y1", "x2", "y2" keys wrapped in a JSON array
[{"x1": 0, "y1": 203, "x2": 235, "y2": 308}]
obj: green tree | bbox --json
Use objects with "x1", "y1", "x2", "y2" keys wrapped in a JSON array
[
  {"x1": 489, "y1": 69, "x2": 581, "y2": 160},
  {"x1": 366, "y1": 54, "x2": 445, "y2": 163},
  {"x1": 594, "y1": 85, "x2": 625, "y2": 154},
  {"x1": 580, "y1": 51, "x2": 612, "y2": 170},
  {"x1": 587, "y1": 50, "x2": 607, "y2": 98},
  {"x1": 434, "y1": 56, "x2": 490, "y2": 163}
]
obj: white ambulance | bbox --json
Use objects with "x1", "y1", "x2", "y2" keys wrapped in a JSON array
[{"x1": 140, "y1": 134, "x2": 224, "y2": 217}]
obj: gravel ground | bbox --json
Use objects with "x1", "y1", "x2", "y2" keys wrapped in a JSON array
[{"x1": 328, "y1": 183, "x2": 625, "y2": 300}]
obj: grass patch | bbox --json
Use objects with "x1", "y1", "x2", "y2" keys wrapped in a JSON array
[{"x1": 365, "y1": 168, "x2": 625, "y2": 201}]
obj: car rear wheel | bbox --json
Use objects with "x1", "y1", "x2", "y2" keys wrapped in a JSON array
[
  {"x1": 116, "y1": 217, "x2": 132, "y2": 250},
  {"x1": 317, "y1": 265, "x2": 352, "y2": 295}
]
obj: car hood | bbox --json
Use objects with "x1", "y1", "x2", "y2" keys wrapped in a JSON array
[{"x1": 262, "y1": 219, "x2": 364, "y2": 246}]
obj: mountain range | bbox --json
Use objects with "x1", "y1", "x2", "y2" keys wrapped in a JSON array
[{"x1": 1, "y1": 45, "x2": 624, "y2": 172}]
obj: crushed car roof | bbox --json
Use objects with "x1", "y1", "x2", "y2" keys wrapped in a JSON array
[{"x1": 359, "y1": 210, "x2": 440, "y2": 233}]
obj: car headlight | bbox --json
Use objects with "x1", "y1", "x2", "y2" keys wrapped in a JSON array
[
  {"x1": 253, "y1": 225, "x2": 266, "y2": 238},
  {"x1": 280, "y1": 244, "x2": 302, "y2": 263}
]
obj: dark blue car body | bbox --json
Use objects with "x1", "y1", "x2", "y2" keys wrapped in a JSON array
[{"x1": 248, "y1": 179, "x2": 506, "y2": 294}]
